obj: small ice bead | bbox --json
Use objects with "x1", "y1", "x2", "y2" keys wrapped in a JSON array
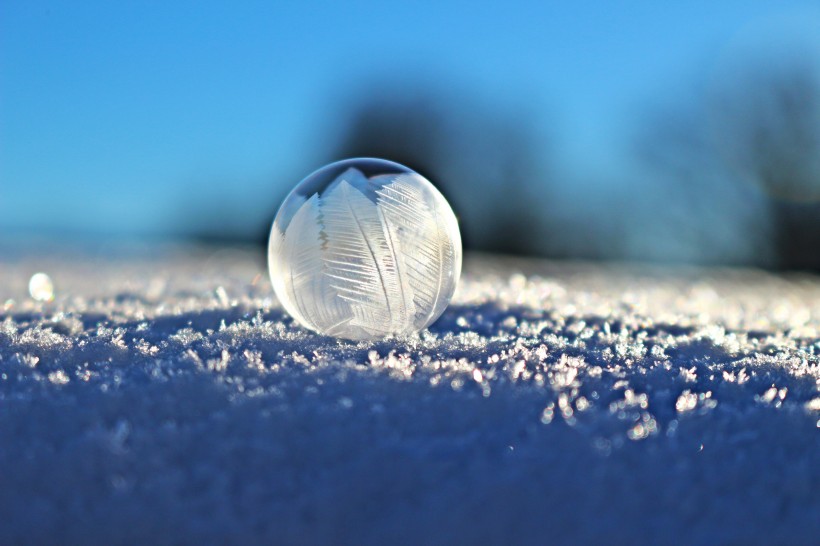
[
  {"x1": 268, "y1": 158, "x2": 462, "y2": 341},
  {"x1": 28, "y1": 272, "x2": 54, "y2": 302}
]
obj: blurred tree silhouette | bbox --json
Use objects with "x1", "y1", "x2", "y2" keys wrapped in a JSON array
[
  {"x1": 333, "y1": 86, "x2": 551, "y2": 255},
  {"x1": 709, "y1": 55, "x2": 820, "y2": 270},
  {"x1": 183, "y1": 84, "x2": 554, "y2": 257},
  {"x1": 632, "y1": 102, "x2": 775, "y2": 267},
  {"x1": 634, "y1": 51, "x2": 820, "y2": 270}
]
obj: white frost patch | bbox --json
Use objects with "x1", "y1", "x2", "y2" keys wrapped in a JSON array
[{"x1": 47, "y1": 370, "x2": 69, "y2": 385}]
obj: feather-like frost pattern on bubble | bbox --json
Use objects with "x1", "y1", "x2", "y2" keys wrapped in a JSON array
[
  {"x1": 373, "y1": 173, "x2": 456, "y2": 329},
  {"x1": 269, "y1": 163, "x2": 461, "y2": 340},
  {"x1": 320, "y1": 170, "x2": 412, "y2": 337},
  {"x1": 278, "y1": 193, "x2": 351, "y2": 335}
]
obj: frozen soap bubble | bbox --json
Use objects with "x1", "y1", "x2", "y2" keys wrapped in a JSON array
[{"x1": 268, "y1": 158, "x2": 462, "y2": 341}]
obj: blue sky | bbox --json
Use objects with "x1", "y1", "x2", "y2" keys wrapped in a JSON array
[{"x1": 2, "y1": 0, "x2": 819, "y2": 239}]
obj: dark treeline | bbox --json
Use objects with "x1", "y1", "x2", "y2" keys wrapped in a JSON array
[
  {"x1": 195, "y1": 49, "x2": 820, "y2": 271},
  {"x1": 636, "y1": 53, "x2": 820, "y2": 270},
  {"x1": 332, "y1": 90, "x2": 552, "y2": 256}
]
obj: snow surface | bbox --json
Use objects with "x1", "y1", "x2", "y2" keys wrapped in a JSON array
[{"x1": 1, "y1": 246, "x2": 819, "y2": 545}]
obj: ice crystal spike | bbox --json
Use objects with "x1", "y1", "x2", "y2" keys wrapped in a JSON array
[{"x1": 268, "y1": 158, "x2": 462, "y2": 340}]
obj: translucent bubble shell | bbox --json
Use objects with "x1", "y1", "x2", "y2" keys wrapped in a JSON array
[{"x1": 269, "y1": 158, "x2": 462, "y2": 340}]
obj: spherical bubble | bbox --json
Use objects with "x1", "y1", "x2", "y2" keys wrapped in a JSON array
[{"x1": 268, "y1": 158, "x2": 462, "y2": 341}]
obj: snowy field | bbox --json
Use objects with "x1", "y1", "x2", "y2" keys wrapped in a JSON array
[{"x1": 1, "y1": 246, "x2": 819, "y2": 545}]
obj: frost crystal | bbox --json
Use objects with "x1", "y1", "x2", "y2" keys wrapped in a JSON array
[{"x1": 268, "y1": 158, "x2": 462, "y2": 340}]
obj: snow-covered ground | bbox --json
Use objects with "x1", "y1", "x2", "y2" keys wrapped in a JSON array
[{"x1": 1, "y1": 246, "x2": 819, "y2": 545}]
